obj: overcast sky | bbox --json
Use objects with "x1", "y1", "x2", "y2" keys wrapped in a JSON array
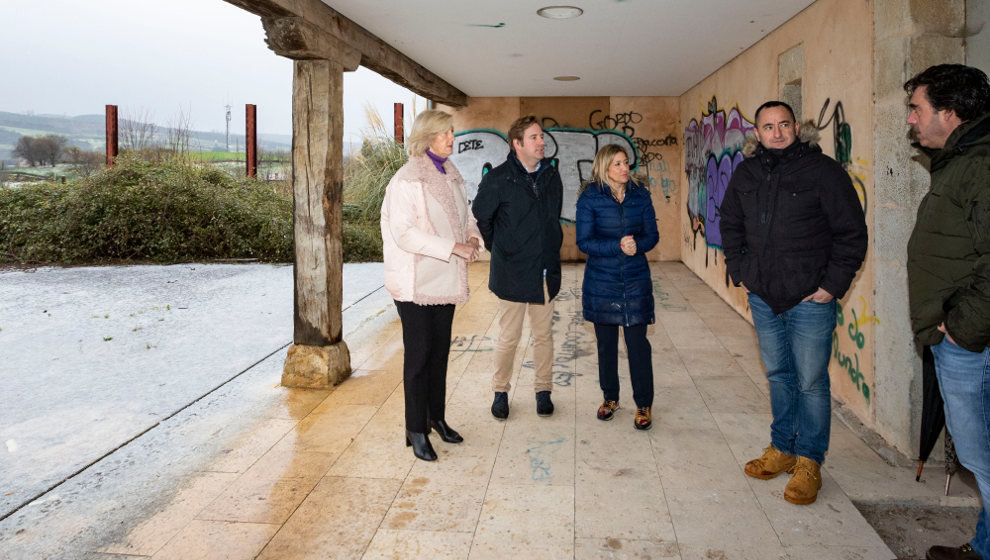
[{"x1": 1, "y1": 0, "x2": 425, "y2": 142}]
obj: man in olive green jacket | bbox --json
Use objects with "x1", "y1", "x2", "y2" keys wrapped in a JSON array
[{"x1": 905, "y1": 64, "x2": 990, "y2": 560}]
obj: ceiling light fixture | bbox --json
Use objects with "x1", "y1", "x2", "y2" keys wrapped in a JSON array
[
  {"x1": 553, "y1": 75, "x2": 581, "y2": 81},
  {"x1": 537, "y1": 6, "x2": 583, "y2": 19}
]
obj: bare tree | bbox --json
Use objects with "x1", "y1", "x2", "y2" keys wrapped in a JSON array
[
  {"x1": 64, "y1": 146, "x2": 104, "y2": 177},
  {"x1": 120, "y1": 108, "x2": 159, "y2": 154},
  {"x1": 165, "y1": 106, "x2": 193, "y2": 157}
]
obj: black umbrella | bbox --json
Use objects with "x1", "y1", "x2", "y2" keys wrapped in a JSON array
[
  {"x1": 917, "y1": 345, "x2": 945, "y2": 481},
  {"x1": 916, "y1": 345, "x2": 961, "y2": 494}
]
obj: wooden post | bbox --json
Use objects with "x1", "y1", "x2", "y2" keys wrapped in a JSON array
[
  {"x1": 279, "y1": 59, "x2": 351, "y2": 388},
  {"x1": 393, "y1": 103, "x2": 404, "y2": 145},
  {"x1": 246, "y1": 104, "x2": 257, "y2": 177},
  {"x1": 105, "y1": 105, "x2": 118, "y2": 167}
]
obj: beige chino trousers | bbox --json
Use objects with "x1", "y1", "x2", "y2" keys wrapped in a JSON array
[{"x1": 491, "y1": 283, "x2": 555, "y2": 393}]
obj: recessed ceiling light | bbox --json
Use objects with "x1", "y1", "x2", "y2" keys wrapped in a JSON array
[
  {"x1": 553, "y1": 75, "x2": 581, "y2": 81},
  {"x1": 537, "y1": 6, "x2": 583, "y2": 19}
]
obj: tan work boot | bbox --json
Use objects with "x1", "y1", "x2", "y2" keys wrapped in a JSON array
[
  {"x1": 744, "y1": 445, "x2": 796, "y2": 480},
  {"x1": 784, "y1": 456, "x2": 822, "y2": 505}
]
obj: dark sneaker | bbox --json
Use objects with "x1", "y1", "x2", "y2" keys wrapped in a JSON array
[
  {"x1": 926, "y1": 543, "x2": 981, "y2": 560},
  {"x1": 491, "y1": 392, "x2": 509, "y2": 419},
  {"x1": 597, "y1": 400, "x2": 619, "y2": 421},
  {"x1": 536, "y1": 391, "x2": 554, "y2": 416}
]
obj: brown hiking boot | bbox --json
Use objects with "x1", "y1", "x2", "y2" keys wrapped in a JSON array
[
  {"x1": 744, "y1": 445, "x2": 796, "y2": 480},
  {"x1": 784, "y1": 456, "x2": 822, "y2": 505}
]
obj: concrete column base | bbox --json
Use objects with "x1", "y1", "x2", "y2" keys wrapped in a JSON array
[{"x1": 281, "y1": 341, "x2": 351, "y2": 389}]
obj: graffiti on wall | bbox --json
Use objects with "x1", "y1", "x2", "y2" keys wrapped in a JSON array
[
  {"x1": 683, "y1": 97, "x2": 755, "y2": 252},
  {"x1": 815, "y1": 98, "x2": 868, "y2": 212},
  {"x1": 451, "y1": 127, "x2": 638, "y2": 222},
  {"x1": 832, "y1": 297, "x2": 879, "y2": 404}
]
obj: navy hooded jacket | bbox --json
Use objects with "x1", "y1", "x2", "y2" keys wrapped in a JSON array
[{"x1": 576, "y1": 181, "x2": 659, "y2": 326}]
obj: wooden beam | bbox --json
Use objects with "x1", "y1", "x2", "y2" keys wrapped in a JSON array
[
  {"x1": 280, "y1": 58, "x2": 351, "y2": 388},
  {"x1": 225, "y1": 0, "x2": 466, "y2": 106},
  {"x1": 262, "y1": 16, "x2": 360, "y2": 68}
]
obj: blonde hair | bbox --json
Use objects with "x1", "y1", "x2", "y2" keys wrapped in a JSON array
[
  {"x1": 406, "y1": 110, "x2": 454, "y2": 157},
  {"x1": 591, "y1": 144, "x2": 629, "y2": 188}
]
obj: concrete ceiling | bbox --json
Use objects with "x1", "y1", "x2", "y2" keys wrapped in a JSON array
[{"x1": 322, "y1": 0, "x2": 817, "y2": 98}]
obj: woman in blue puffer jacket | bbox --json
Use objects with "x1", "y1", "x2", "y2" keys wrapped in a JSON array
[{"x1": 576, "y1": 144, "x2": 659, "y2": 430}]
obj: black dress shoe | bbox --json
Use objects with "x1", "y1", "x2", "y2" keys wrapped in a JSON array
[
  {"x1": 405, "y1": 430, "x2": 437, "y2": 461},
  {"x1": 927, "y1": 543, "x2": 981, "y2": 560},
  {"x1": 429, "y1": 420, "x2": 463, "y2": 443}
]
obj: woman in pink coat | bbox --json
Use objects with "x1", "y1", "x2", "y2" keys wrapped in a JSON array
[{"x1": 380, "y1": 110, "x2": 483, "y2": 461}]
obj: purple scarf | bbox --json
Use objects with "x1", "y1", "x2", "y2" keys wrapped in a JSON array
[{"x1": 426, "y1": 149, "x2": 447, "y2": 174}]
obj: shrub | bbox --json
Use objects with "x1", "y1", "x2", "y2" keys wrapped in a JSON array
[{"x1": 0, "y1": 155, "x2": 293, "y2": 264}]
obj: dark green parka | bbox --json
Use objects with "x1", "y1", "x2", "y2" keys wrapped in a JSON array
[{"x1": 907, "y1": 112, "x2": 990, "y2": 351}]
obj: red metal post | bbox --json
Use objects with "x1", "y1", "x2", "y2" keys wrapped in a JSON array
[
  {"x1": 394, "y1": 103, "x2": 404, "y2": 145},
  {"x1": 246, "y1": 104, "x2": 257, "y2": 177},
  {"x1": 105, "y1": 105, "x2": 118, "y2": 167}
]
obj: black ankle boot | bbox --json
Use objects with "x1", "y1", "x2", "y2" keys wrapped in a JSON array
[
  {"x1": 429, "y1": 420, "x2": 463, "y2": 443},
  {"x1": 405, "y1": 430, "x2": 437, "y2": 461}
]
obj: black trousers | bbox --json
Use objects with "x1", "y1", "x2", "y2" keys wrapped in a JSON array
[
  {"x1": 594, "y1": 323, "x2": 654, "y2": 408},
  {"x1": 395, "y1": 300, "x2": 455, "y2": 433}
]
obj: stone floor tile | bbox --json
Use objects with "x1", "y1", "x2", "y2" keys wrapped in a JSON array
[
  {"x1": 664, "y1": 488, "x2": 779, "y2": 548},
  {"x1": 677, "y1": 543, "x2": 790, "y2": 560},
  {"x1": 782, "y1": 544, "x2": 898, "y2": 559},
  {"x1": 469, "y1": 483, "x2": 574, "y2": 560},
  {"x1": 694, "y1": 376, "x2": 769, "y2": 413},
  {"x1": 677, "y1": 347, "x2": 749, "y2": 378},
  {"x1": 322, "y1": 368, "x2": 401, "y2": 408},
  {"x1": 490, "y1": 420, "x2": 575, "y2": 486},
  {"x1": 257, "y1": 477, "x2": 401, "y2": 560},
  {"x1": 326, "y1": 401, "x2": 416, "y2": 480},
  {"x1": 574, "y1": 537, "x2": 680, "y2": 559},
  {"x1": 240, "y1": 444, "x2": 336, "y2": 483},
  {"x1": 753, "y1": 472, "x2": 890, "y2": 549},
  {"x1": 574, "y1": 461, "x2": 674, "y2": 541},
  {"x1": 283, "y1": 403, "x2": 378, "y2": 454},
  {"x1": 650, "y1": 409, "x2": 751, "y2": 491},
  {"x1": 709, "y1": 411, "x2": 775, "y2": 464},
  {"x1": 361, "y1": 529, "x2": 474, "y2": 560},
  {"x1": 196, "y1": 476, "x2": 317, "y2": 524},
  {"x1": 149, "y1": 520, "x2": 278, "y2": 560},
  {"x1": 381, "y1": 477, "x2": 485, "y2": 533},
  {"x1": 205, "y1": 418, "x2": 298, "y2": 474},
  {"x1": 98, "y1": 472, "x2": 239, "y2": 556}
]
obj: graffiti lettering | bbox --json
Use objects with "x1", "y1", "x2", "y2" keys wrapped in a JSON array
[
  {"x1": 457, "y1": 139, "x2": 484, "y2": 153},
  {"x1": 834, "y1": 300, "x2": 873, "y2": 403},
  {"x1": 589, "y1": 110, "x2": 643, "y2": 135}
]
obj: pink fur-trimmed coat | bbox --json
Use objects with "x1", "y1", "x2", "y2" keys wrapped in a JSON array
[{"x1": 380, "y1": 155, "x2": 483, "y2": 305}]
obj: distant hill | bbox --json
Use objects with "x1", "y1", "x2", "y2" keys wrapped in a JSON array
[{"x1": 0, "y1": 111, "x2": 292, "y2": 164}]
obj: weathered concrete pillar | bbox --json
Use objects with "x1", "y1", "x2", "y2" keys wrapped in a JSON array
[
  {"x1": 263, "y1": 17, "x2": 361, "y2": 388},
  {"x1": 872, "y1": 0, "x2": 965, "y2": 454}
]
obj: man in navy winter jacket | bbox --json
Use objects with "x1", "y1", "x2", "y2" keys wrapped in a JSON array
[{"x1": 472, "y1": 115, "x2": 563, "y2": 419}]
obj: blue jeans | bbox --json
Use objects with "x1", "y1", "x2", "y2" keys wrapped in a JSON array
[
  {"x1": 932, "y1": 337, "x2": 990, "y2": 558},
  {"x1": 748, "y1": 293, "x2": 835, "y2": 465}
]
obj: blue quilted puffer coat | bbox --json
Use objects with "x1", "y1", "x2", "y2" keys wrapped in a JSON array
[{"x1": 576, "y1": 181, "x2": 659, "y2": 326}]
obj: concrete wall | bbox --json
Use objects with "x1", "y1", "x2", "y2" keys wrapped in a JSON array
[
  {"x1": 873, "y1": 0, "x2": 964, "y2": 455},
  {"x1": 677, "y1": 0, "x2": 880, "y2": 432},
  {"x1": 444, "y1": 97, "x2": 682, "y2": 261}
]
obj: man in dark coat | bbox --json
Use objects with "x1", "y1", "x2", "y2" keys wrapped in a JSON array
[
  {"x1": 720, "y1": 101, "x2": 867, "y2": 506},
  {"x1": 904, "y1": 64, "x2": 990, "y2": 560},
  {"x1": 472, "y1": 115, "x2": 563, "y2": 419}
]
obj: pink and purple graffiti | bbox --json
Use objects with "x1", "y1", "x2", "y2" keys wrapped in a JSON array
[{"x1": 684, "y1": 97, "x2": 755, "y2": 250}]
